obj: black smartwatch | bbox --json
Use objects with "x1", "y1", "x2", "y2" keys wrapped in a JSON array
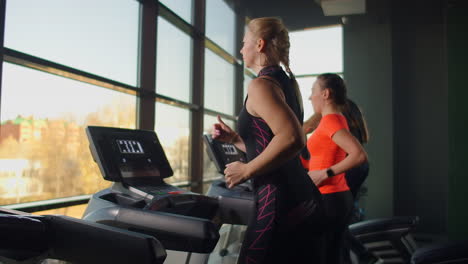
[{"x1": 326, "y1": 168, "x2": 335, "y2": 178}]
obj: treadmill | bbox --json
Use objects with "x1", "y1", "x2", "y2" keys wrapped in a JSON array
[
  {"x1": 349, "y1": 216, "x2": 420, "y2": 263},
  {"x1": 82, "y1": 126, "x2": 249, "y2": 264},
  {"x1": 203, "y1": 135, "x2": 254, "y2": 260},
  {"x1": 0, "y1": 208, "x2": 166, "y2": 264},
  {"x1": 411, "y1": 239, "x2": 468, "y2": 264},
  {"x1": 203, "y1": 134, "x2": 254, "y2": 224}
]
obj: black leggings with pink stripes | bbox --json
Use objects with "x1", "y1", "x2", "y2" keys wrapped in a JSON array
[{"x1": 238, "y1": 183, "x2": 327, "y2": 264}]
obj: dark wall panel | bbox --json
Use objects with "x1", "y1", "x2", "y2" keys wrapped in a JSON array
[
  {"x1": 343, "y1": 0, "x2": 394, "y2": 219},
  {"x1": 391, "y1": 0, "x2": 448, "y2": 234},
  {"x1": 447, "y1": 0, "x2": 468, "y2": 240}
]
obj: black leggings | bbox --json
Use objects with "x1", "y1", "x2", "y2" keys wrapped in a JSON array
[
  {"x1": 238, "y1": 183, "x2": 327, "y2": 264},
  {"x1": 343, "y1": 163, "x2": 373, "y2": 263},
  {"x1": 323, "y1": 191, "x2": 354, "y2": 264}
]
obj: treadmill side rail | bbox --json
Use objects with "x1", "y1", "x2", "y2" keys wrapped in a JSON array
[
  {"x1": 0, "y1": 214, "x2": 167, "y2": 264},
  {"x1": 83, "y1": 206, "x2": 220, "y2": 253}
]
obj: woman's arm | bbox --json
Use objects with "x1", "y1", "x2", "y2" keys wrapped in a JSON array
[
  {"x1": 230, "y1": 133, "x2": 247, "y2": 153},
  {"x1": 309, "y1": 129, "x2": 368, "y2": 186},
  {"x1": 212, "y1": 115, "x2": 246, "y2": 152},
  {"x1": 224, "y1": 78, "x2": 304, "y2": 188},
  {"x1": 330, "y1": 129, "x2": 368, "y2": 174}
]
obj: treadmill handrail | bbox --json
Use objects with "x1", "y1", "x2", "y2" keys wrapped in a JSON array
[
  {"x1": 0, "y1": 214, "x2": 167, "y2": 264},
  {"x1": 83, "y1": 205, "x2": 220, "y2": 253},
  {"x1": 349, "y1": 216, "x2": 419, "y2": 235}
]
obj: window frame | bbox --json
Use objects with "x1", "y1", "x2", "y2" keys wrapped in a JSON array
[{"x1": 0, "y1": 0, "x2": 245, "y2": 210}]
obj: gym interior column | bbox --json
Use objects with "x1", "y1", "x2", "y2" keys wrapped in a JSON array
[{"x1": 233, "y1": 2, "x2": 245, "y2": 115}]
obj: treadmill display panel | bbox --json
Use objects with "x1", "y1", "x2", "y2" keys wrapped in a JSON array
[
  {"x1": 221, "y1": 144, "x2": 238, "y2": 155},
  {"x1": 203, "y1": 134, "x2": 247, "y2": 174},
  {"x1": 117, "y1": 139, "x2": 145, "y2": 154},
  {"x1": 118, "y1": 156, "x2": 160, "y2": 178},
  {"x1": 86, "y1": 126, "x2": 173, "y2": 183}
]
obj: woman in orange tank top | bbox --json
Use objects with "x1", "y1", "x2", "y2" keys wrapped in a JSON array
[{"x1": 305, "y1": 73, "x2": 368, "y2": 264}]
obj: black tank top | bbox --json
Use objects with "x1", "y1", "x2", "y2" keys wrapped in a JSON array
[{"x1": 237, "y1": 65, "x2": 321, "y2": 207}]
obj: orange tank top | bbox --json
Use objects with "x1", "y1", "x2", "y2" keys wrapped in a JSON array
[{"x1": 306, "y1": 114, "x2": 350, "y2": 194}]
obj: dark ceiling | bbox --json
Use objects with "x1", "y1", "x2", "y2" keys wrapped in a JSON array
[{"x1": 233, "y1": 0, "x2": 342, "y2": 31}]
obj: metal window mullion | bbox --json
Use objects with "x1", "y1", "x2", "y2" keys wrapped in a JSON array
[
  {"x1": 137, "y1": 0, "x2": 158, "y2": 130},
  {"x1": 204, "y1": 38, "x2": 240, "y2": 65},
  {"x1": 3, "y1": 47, "x2": 204, "y2": 112},
  {"x1": 3, "y1": 48, "x2": 139, "y2": 95},
  {"x1": 244, "y1": 68, "x2": 256, "y2": 79},
  {"x1": 154, "y1": 93, "x2": 199, "y2": 111},
  {"x1": 1, "y1": 0, "x2": 7, "y2": 123},
  {"x1": 203, "y1": 109, "x2": 236, "y2": 122},
  {"x1": 189, "y1": 0, "x2": 205, "y2": 194},
  {"x1": 234, "y1": 2, "x2": 245, "y2": 116},
  {"x1": 158, "y1": 2, "x2": 198, "y2": 38}
]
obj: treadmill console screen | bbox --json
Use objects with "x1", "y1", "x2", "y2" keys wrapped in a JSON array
[
  {"x1": 203, "y1": 134, "x2": 247, "y2": 174},
  {"x1": 86, "y1": 126, "x2": 173, "y2": 183},
  {"x1": 116, "y1": 139, "x2": 145, "y2": 154}
]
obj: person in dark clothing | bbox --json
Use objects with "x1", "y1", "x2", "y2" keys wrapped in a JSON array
[{"x1": 212, "y1": 17, "x2": 326, "y2": 264}]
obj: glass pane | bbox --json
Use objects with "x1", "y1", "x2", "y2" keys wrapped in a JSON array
[
  {"x1": 243, "y1": 74, "x2": 253, "y2": 100},
  {"x1": 296, "y1": 77, "x2": 316, "y2": 123},
  {"x1": 156, "y1": 17, "x2": 192, "y2": 102},
  {"x1": 202, "y1": 114, "x2": 235, "y2": 183},
  {"x1": 204, "y1": 49, "x2": 235, "y2": 115},
  {"x1": 0, "y1": 63, "x2": 136, "y2": 205},
  {"x1": 4, "y1": 0, "x2": 139, "y2": 86},
  {"x1": 289, "y1": 25, "x2": 343, "y2": 75},
  {"x1": 155, "y1": 103, "x2": 190, "y2": 184},
  {"x1": 205, "y1": 0, "x2": 236, "y2": 55},
  {"x1": 159, "y1": 0, "x2": 192, "y2": 24}
]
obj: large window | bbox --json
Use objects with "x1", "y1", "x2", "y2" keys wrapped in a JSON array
[
  {"x1": 1, "y1": 0, "x2": 139, "y2": 206},
  {"x1": 4, "y1": 0, "x2": 140, "y2": 86},
  {"x1": 289, "y1": 25, "x2": 343, "y2": 120},
  {"x1": 0, "y1": 63, "x2": 136, "y2": 205},
  {"x1": 289, "y1": 25, "x2": 343, "y2": 75},
  {"x1": 0, "y1": 0, "x2": 243, "y2": 208}
]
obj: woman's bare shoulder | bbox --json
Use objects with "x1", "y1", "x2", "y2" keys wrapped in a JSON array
[{"x1": 248, "y1": 77, "x2": 284, "y2": 100}]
